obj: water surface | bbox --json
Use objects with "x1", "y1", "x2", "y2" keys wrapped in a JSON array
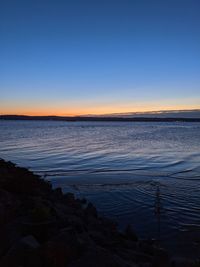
[{"x1": 0, "y1": 120, "x2": 200, "y2": 257}]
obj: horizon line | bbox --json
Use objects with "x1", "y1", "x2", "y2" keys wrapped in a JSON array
[{"x1": 1, "y1": 108, "x2": 200, "y2": 117}]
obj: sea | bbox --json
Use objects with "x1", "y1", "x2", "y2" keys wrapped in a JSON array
[{"x1": 0, "y1": 120, "x2": 200, "y2": 258}]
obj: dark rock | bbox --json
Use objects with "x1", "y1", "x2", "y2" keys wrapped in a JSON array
[
  {"x1": 52, "y1": 187, "x2": 63, "y2": 199},
  {"x1": 0, "y1": 189, "x2": 20, "y2": 225},
  {"x1": 125, "y1": 224, "x2": 138, "y2": 242},
  {"x1": 85, "y1": 202, "x2": 98, "y2": 218},
  {"x1": 80, "y1": 197, "x2": 87, "y2": 204},
  {"x1": 0, "y1": 160, "x2": 51, "y2": 196},
  {"x1": 138, "y1": 241, "x2": 156, "y2": 256},
  {"x1": 115, "y1": 247, "x2": 153, "y2": 265},
  {"x1": 62, "y1": 192, "x2": 83, "y2": 210},
  {"x1": 63, "y1": 192, "x2": 75, "y2": 202},
  {"x1": 120, "y1": 239, "x2": 138, "y2": 250},
  {"x1": 42, "y1": 228, "x2": 83, "y2": 267},
  {"x1": 100, "y1": 217, "x2": 118, "y2": 232},
  {"x1": 68, "y1": 245, "x2": 137, "y2": 267},
  {"x1": 66, "y1": 214, "x2": 86, "y2": 233},
  {"x1": 170, "y1": 257, "x2": 195, "y2": 267},
  {"x1": 89, "y1": 230, "x2": 114, "y2": 247},
  {"x1": 21, "y1": 219, "x2": 57, "y2": 242},
  {"x1": 0, "y1": 235, "x2": 41, "y2": 267},
  {"x1": 152, "y1": 247, "x2": 169, "y2": 267},
  {"x1": 77, "y1": 231, "x2": 95, "y2": 247},
  {"x1": 0, "y1": 221, "x2": 22, "y2": 258}
]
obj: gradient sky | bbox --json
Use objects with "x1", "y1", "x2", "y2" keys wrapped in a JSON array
[{"x1": 1, "y1": 0, "x2": 200, "y2": 115}]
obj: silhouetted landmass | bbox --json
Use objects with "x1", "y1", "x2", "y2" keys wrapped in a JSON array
[
  {"x1": 0, "y1": 115, "x2": 200, "y2": 122},
  {"x1": 1, "y1": 158, "x2": 198, "y2": 266}
]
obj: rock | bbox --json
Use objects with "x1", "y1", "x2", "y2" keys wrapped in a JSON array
[
  {"x1": 120, "y1": 239, "x2": 138, "y2": 250},
  {"x1": 68, "y1": 245, "x2": 137, "y2": 267},
  {"x1": 80, "y1": 197, "x2": 87, "y2": 204},
  {"x1": 53, "y1": 202, "x2": 72, "y2": 219},
  {"x1": 89, "y1": 230, "x2": 114, "y2": 247},
  {"x1": 125, "y1": 224, "x2": 138, "y2": 242},
  {"x1": 100, "y1": 217, "x2": 118, "y2": 232},
  {"x1": 62, "y1": 192, "x2": 83, "y2": 210},
  {"x1": 86, "y1": 213, "x2": 102, "y2": 230},
  {"x1": 0, "y1": 221, "x2": 22, "y2": 258},
  {"x1": 21, "y1": 219, "x2": 57, "y2": 242},
  {"x1": 138, "y1": 263, "x2": 152, "y2": 267},
  {"x1": 85, "y1": 202, "x2": 98, "y2": 218},
  {"x1": 77, "y1": 231, "x2": 95, "y2": 247},
  {"x1": 115, "y1": 248, "x2": 153, "y2": 265},
  {"x1": 21, "y1": 235, "x2": 40, "y2": 248},
  {"x1": 152, "y1": 247, "x2": 169, "y2": 267},
  {"x1": 0, "y1": 189, "x2": 20, "y2": 225},
  {"x1": 66, "y1": 214, "x2": 86, "y2": 233},
  {"x1": 138, "y1": 241, "x2": 155, "y2": 256},
  {"x1": 0, "y1": 235, "x2": 41, "y2": 267},
  {"x1": 42, "y1": 228, "x2": 83, "y2": 267},
  {"x1": 30, "y1": 204, "x2": 52, "y2": 223},
  {"x1": 0, "y1": 160, "x2": 52, "y2": 196},
  {"x1": 63, "y1": 192, "x2": 75, "y2": 202},
  {"x1": 52, "y1": 187, "x2": 63, "y2": 199},
  {"x1": 170, "y1": 257, "x2": 195, "y2": 267}
]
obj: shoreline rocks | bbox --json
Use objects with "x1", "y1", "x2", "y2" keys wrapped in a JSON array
[{"x1": 0, "y1": 159, "x2": 198, "y2": 267}]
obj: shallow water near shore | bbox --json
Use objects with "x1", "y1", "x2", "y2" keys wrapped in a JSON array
[{"x1": 0, "y1": 120, "x2": 200, "y2": 258}]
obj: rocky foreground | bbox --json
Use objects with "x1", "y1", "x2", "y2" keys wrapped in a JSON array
[{"x1": 0, "y1": 159, "x2": 198, "y2": 267}]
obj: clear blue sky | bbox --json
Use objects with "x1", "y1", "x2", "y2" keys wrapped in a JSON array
[{"x1": 1, "y1": 0, "x2": 200, "y2": 115}]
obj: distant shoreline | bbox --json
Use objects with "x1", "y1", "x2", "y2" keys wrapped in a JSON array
[{"x1": 1, "y1": 115, "x2": 200, "y2": 122}]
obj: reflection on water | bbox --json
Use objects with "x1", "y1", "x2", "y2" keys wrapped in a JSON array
[{"x1": 0, "y1": 120, "x2": 200, "y2": 257}]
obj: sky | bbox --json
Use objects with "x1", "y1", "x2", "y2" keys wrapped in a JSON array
[{"x1": 0, "y1": 0, "x2": 200, "y2": 115}]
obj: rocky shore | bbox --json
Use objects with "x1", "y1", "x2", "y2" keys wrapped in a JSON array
[{"x1": 0, "y1": 159, "x2": 198, "y2": 267}]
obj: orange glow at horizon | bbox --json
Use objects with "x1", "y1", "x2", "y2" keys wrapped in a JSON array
[{"x1": 1, "y1": 102, "x2": 200, "y2": 116}]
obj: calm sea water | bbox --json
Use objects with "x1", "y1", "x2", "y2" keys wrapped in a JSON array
[{"x1": 0, "y1": 120, "x2": 200, "y2": 257}]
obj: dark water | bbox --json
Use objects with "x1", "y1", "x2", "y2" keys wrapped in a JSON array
[{"x1": 0, "y1": 120, "x2": 200, "y2": 258}]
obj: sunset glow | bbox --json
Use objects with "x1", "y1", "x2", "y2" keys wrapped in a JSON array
[{"x1": 1, "y1": 0, "x2": 200, "y2": 116}]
